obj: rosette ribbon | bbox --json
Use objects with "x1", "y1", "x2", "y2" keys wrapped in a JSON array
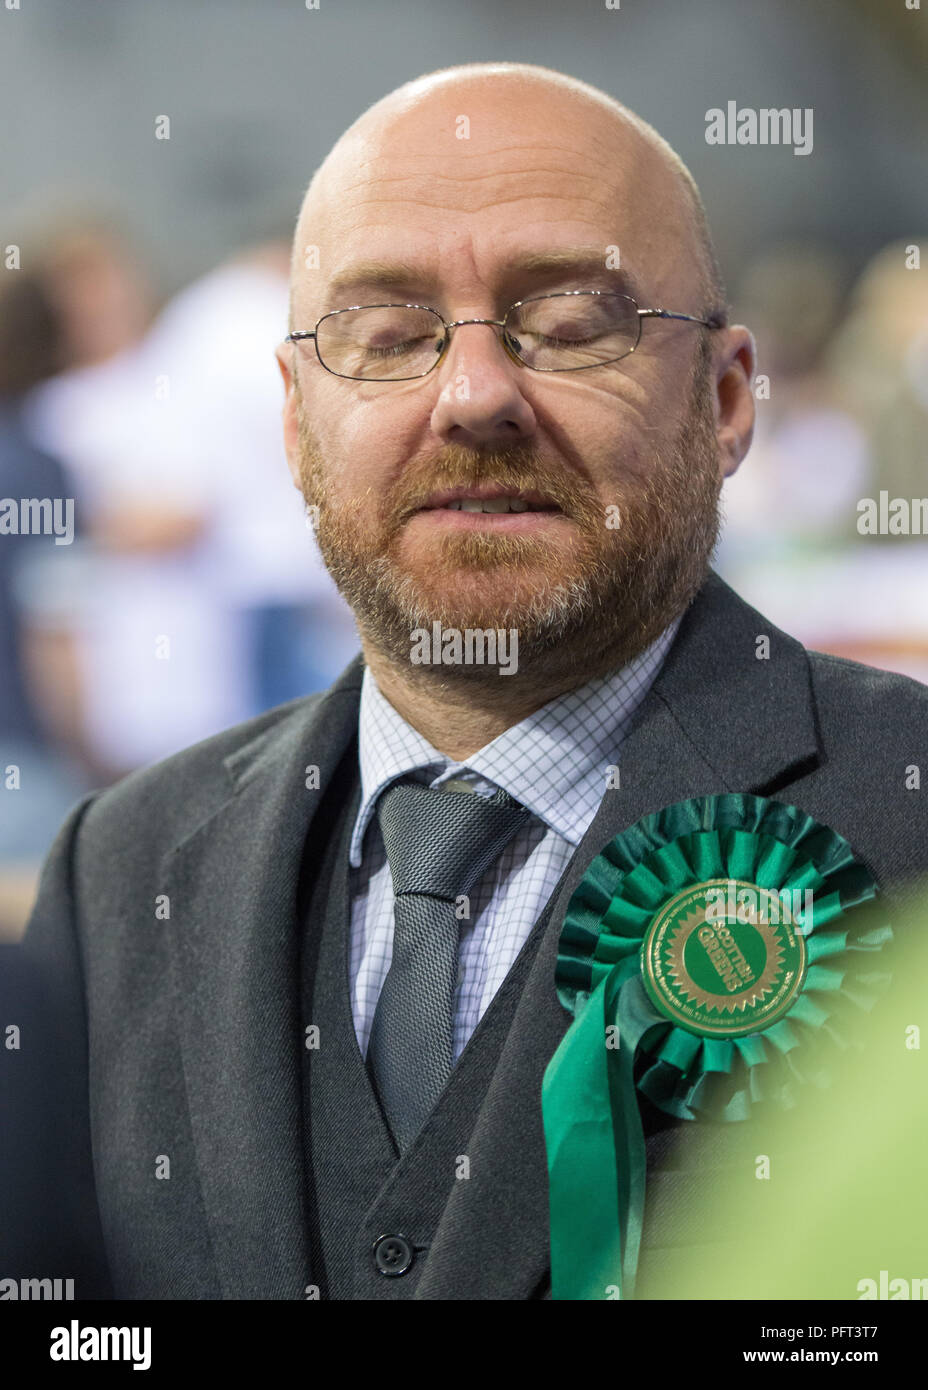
[{"x1": 541, "y1": 793, "x2": 893, "y2": 1300}]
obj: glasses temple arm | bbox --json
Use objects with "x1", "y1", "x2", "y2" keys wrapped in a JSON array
[{"x1": 637, "y1": 308, "x2": 723, "y2": 328}]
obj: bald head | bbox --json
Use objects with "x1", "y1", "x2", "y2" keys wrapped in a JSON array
[{"x1": 289, "y1": 62, "x2": 726, "y2": 333}]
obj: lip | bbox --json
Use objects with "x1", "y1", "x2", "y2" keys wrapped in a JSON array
[
  {"x1": 418, "y1": 485, "x2": 561, "y2": 512},
  {"x1": 409, "y1": 507, "x2": 568, "y2": 532}
]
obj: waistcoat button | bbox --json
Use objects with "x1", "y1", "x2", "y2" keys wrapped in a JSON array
[{"x1": 372, "y1": 1233, "x2": 415, "y2": 1276}]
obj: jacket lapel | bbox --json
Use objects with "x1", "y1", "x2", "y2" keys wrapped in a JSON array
[
  {"x1": 416, "y1": 570, "x2": 822, "y2": 1298},
  {"x1": 163, "y1": 655, "x2": 365, "y2": 1298}
]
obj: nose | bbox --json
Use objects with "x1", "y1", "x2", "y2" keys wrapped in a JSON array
[{"x1": 429, "y1": 318, "x2": 537, "y2": 445}]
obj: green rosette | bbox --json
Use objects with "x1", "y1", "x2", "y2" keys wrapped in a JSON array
[{"x1": 541, "y1": 793, "x2": 893, "y2": 1301}]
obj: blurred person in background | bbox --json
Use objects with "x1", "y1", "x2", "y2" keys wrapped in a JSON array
[
  {"x1": 132, "y1": 235, "x2": 358, "y2": 714},
  {"x1": 0, "y1": 271, "x2": 93, "y2": 937},
  {"x1": 23, "y1": 216, "x2": 357, "y2": 779},
  {"x1": 718, "y1": 239, "x2": 928, "y2": 682},
  {"x1": 826, "y1": 239, "x2": 928, "y2": 519},
  {"x1": 22, "y1": 213, "x2": 228, "y2": 780},
  {"x1": 718, "y1": 242, "x2": 869, "y2": 568}
]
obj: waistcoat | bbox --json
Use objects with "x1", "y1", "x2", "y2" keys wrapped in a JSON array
[{"x1": 297, "y1": 741, "x2": 789, "y2": 1299}]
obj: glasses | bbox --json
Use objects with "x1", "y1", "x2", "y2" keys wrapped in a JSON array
[{"x1": 284, "y1": 290, "x2": 721, "y2": 381}]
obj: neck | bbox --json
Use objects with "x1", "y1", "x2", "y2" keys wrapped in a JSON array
[{"x1": 361, "y1": 640, "x2": 637, "y2": 761}]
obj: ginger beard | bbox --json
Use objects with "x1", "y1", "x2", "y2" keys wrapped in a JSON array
[{"x1": 294, "y1": 343, "x2": 723, "y2": 685}]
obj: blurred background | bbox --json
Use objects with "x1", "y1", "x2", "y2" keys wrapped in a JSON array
[{"x1": 0, "y1": 0, "x2": 926, "y2": 938}]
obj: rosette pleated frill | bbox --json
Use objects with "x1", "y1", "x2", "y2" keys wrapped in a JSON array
[{"x1": 541, "y1": 793, "x2": 893, "y2": 1300}]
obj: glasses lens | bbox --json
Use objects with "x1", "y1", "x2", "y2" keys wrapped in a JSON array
[
  {"x1": 315, "y1": 306, "x2": 445, "y2": 379},
  {"x1": 506, "y1": 292, "x2": 639, "y2": 370}
]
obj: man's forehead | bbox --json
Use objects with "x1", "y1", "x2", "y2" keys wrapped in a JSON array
[
  {"x1": 292, "y1": 77, "x2": 698, "y2": 311},
  {"x1": 316, "y1": 245, "x2": 646, "y2": 307},
  {"x1": 308, "y1": 84, "x2": 662, "y2": 223}
]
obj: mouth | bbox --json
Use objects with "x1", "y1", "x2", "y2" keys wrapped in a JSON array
[{"x1": 412, "y1": 485, "x2": 565, "y2": 528}]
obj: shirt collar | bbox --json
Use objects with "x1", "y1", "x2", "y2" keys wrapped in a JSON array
[{"x1": 348, "y1": 614, "x2": 683, "y2": 867}]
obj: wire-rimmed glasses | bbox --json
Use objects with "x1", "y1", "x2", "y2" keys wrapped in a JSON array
[{"x1": 284, "y1": 290, "x2": 721, "y2": 381}]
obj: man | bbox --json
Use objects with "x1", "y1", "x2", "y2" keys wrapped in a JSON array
[{"x1": 5, "y1": 63, "x2": 927, "y2": 1301}]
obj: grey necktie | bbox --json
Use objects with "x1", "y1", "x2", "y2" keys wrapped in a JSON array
[{"x1": 367, "y1": 776, "x2": 531, "y2": 1154}]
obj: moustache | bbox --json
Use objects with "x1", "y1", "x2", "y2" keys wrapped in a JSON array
[{"x1": 386, "y1": 446, "x2": 595, "y2": 523}]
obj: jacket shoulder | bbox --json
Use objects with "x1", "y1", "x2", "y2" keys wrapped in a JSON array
[
  {"x1": 807, "y1": 648, "x2": 928, "y2": 735},
  {"x1": 78, "y1": 692, "x2": 325, "y2": 857}
]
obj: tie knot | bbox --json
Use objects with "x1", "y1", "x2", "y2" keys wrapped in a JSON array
[{"x1": 375, "y1": 777, "x2": 530, "y2": 900}]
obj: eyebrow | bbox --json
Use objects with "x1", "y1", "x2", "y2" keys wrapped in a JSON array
[{"x1": 323, "y1": 248, "x2": 644, "y2": 306}]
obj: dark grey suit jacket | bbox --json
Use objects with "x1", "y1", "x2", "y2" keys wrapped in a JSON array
[{"x1": 3, "y1": 569, "x2": 927, "y2": 1299}]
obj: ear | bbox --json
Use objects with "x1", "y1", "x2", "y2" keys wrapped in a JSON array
[
  {"x1": 712, "y1": 325, "x2": 756, "y2": 481},
  {"x1": 275, "y1": 343, "x2": 303, "y2": 491}
]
